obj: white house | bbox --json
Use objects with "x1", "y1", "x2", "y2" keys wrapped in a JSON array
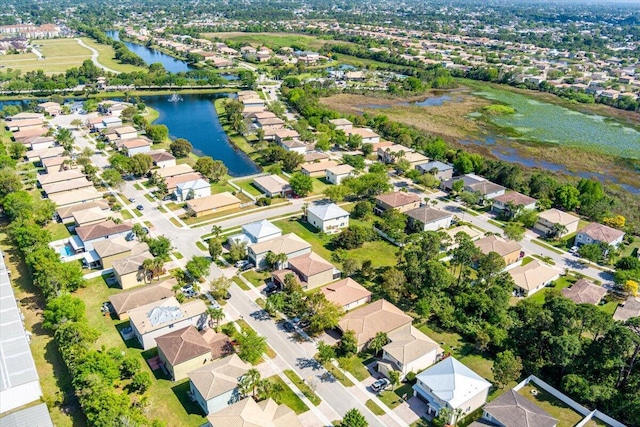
[
  {"x1": 306, "y1": 202, "x2": 350, "y2": 234},
  {"x1": 75, "y1": 220, "x2": 133, "y2": 252},
  {"x1": 149, "y1": 150, "x2": 177, "y2": 168},
  {"x1": 247, "y1": 233, "x2": 311, "y2": 270},
  {"x1": 175, "y1": 178, "x2": 211, "y2": 202},
  {"x1": 120, "y1": 138, "x2": 152, "y2": 157},
  {"x1": 188, "y1": 354, "x2": 250, "y2": 414},
  {"x1": 405, "y1": 207, "x2": 453, "y2": 232},
  {"x1": 128, "y1": 297, "x2": 208, "y2": 350},
  {"x1": 379, "y1": 326, "x2": 443, "y2": 380},
  {"x1": 413, "y1": 357, "x2": 491, "y2": 423},
  {"x1": 534, "y1": 208, "x2": 580, "y2": 237},
  {"x1": 326, "y1": 164, "x2": 355, "y2": 185},
  {"x1": 575, "y1": 222, "x2": 625, "y2": 247},
  {"x1": 228, "y1": 219, "x2": 282, "y2": 246}
]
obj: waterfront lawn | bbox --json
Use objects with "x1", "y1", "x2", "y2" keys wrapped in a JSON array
[{"x1": 234, "y1": 178, "x2": 263, "y2": 197}]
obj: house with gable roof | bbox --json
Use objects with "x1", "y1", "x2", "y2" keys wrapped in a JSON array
[
  {"x1": 575, "y1": 222, "x2": 625, "y2": 247},
  {"x1": 306, "y1": 202, "x2": 350, "y2": 234},
  {"x1": 471, "y1": 389, "x2": 557, "y2": 427},
  {"x1": 205, "y1": 397, "x2": 302, "y2": 427}
]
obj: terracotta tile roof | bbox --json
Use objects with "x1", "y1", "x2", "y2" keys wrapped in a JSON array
[
  {"x1": 76, "y1": 220, "x2": 133, "y2": 242},
  {"x1": 578, "y1": 222, "x2": 625, "y2": 244},
  {"x1": 338, "y1": 299, "x2": 413, "y2": 347},
  {"x1": 493, "y1": 191, "x2": 537, "y2": 206},
  {"x1": 156, "y1": 326, "x2": 230, "y2": 365},
  {"x1": 562, "y1": 279, "x2": 607, "y2": 305},
  {"x1": 206, "y1": 397, "x2": 302, "y2": 427},
  {"x1": 474, "y1": 235, "x2": 522, "y2": 257},
  {"x1": 108, "y1": 278, "x2": 176, "y2": 316},
  {"x1": 375, "y1": 191, "x2": 422, "y2": 208},
  {"x1": 288, "y1": 252, "x2": 334, "y2": 277},
  {"x1": 321, "y1": 278, "x2": 371, "y2": 308},
  {"x1": 508, "y1": 261, "x2": 561, "y2": 292}
]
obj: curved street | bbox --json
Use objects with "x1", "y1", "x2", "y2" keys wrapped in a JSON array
[{"x1": 75, "y1": 38, "x2": 120, "y2": 74}]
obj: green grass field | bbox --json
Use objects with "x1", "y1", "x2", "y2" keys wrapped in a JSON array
[
  {"x1": 204, "y1": 32, "x2": 346, "y2": 51},
  {"x1": 267, "y1": 375, "x2": 309, "y2": 414}
]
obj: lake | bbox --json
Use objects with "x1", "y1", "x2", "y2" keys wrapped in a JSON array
[
  {"x1": 472, "y1": 87, "x2": 640, "y2": 159},
  {"x1": 106, "y1": 30, "x2": 194, "y2": 73},
  {"x1": 140, "y1": 93, "x2": 260, "y2": 177}
]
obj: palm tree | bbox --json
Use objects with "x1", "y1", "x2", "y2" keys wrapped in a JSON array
[
  {"x1": 256, "y1": 379, "x2": 272, "y2": 401},
  {"x1": 142, "y1": 258, "x2": 155, "y2": 283},
  {"x1": 239, "y1": 369, "x2": 261, "y2": 398},
  {"x1": 207, "y1": 307, "x2": 224, "y2": 328},
  {"x1": 367, "y1": 332, "x2": 389, "y2": 356},
  {"x1": 210, "y1": 225, "x2": 223, "y2": 239},
  {"x1": 550, "y1": 223, "x2": 568, "y2": 240}
]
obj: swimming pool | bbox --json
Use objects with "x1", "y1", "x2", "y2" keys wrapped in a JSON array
[{"x1": 59, "y1": 245, "x2": 74, "y2": 257}]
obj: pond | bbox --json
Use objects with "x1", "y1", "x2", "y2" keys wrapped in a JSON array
[
  {"x1": 106, "y1": 30, "x2": 194, "y2": 73},
  {"x1": 140, "y1": 93, "x2": 260, "y2": 177},
  {"x1": 472, "y1": 87, "x2": 640, "y2": 159}
]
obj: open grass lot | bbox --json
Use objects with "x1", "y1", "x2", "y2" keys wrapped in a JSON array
[
  {"x1": 79, "y1": 37, "x2": 148, "y2": 73},
  {"x1": 417, "y1": 323, "x2": 495, "y2": 384},
  {"x1": 76, "y1": 274, "x2": 208, "y2": 426},
  {"x1": 517, "y1": 384, "x2": 584, "y2": 427},
  {"x1": 204, "y1": 32, "x2": 351, "y2": 51},
  {"x1": 267, "y1": 375, "x2": 309, "y2": 414},
  {"x1": 2, "y1": 39, "x2": 92, "y2": 74},
  {"x1": 274, "y1": 216, "x2": 398, "y2": 270}
]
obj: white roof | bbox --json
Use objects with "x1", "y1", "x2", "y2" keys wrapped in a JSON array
[
  {"x1": 415, "y1": 357, "x2": 491, "y2": 408},
  {"x1": 176, "y1": 178, "x2": 210, "y2": 192},
  {"x1": 242, "y1": 219, "x2": 281, "y2": 240},
  {"x1": 307, "y1": 202, "x2": 349, "y2": 221}
]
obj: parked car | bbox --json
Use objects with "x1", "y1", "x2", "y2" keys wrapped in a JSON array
[
  {"x1": 235, "y1": 260, "x2": 249, "y2": 268},
  {"x1": 240, "y1": 262, "x2": 254, "y2": 272},
  {"x1": 263, "y1": 282, "x2": 280, "y2": 295},
  {"x1": 136, "y1": 205, "x2": 144, "y2": 210},
  {"x1": 570, "y1": 246, "x2": 579, "y2": 255},
  {"x1": 282, "y1": 321, "x2": 295, "y2": 333},
  {"x1": 128, "y1": 197, "x2": 136, "y2": 203},
  {"x1": 223, "y1": 291, "x2": 231, "y2": 300},
  {"x1": 371, "y1": 378, "x2": 391, "y2": 392}
]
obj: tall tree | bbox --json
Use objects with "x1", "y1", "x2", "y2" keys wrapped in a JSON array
[{"x1": 492, "y1": 350, "x2": 523, "y2": 388}]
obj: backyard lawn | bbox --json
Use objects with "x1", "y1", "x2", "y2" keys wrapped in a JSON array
[
  {"x1": 517, "y1": 384, "x2": 584, "y2": 427},
  {"x1": 45, "y1": 222, "x2": 71, "y2": 241},
  {"x1": 234, "y1": 178, "x2": 264, "y2": 197},
  {"x1": 527, "y1": 276, "x2": 577, "y2": 305},
  {"x1": 378, "y1": 383, "x2": 414, "y2": 409}
]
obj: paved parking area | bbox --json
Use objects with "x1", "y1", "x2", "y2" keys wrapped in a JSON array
[{"x1": 393, "y1": 396, "x2": 430, "y2": 425}]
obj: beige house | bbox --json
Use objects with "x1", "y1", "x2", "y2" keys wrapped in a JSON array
[
  {"x1": 534, "y1": 208, "x2": 580, "y2": 237},
  {"x1": 37, "y1": 169, "x2": 86, "y2": 186},
  {"x1": 129, "y1": 297, "x2": 208, "y2": 350},
  {"x1": 613, "y1": 296, "x2": 640, "y2": 322},
  {"x1": 108, "y1": 278, "x2": 176, "y2": 320},
  {"x1": 338, "y1": 299, "x2": 413, "y2": 351},
  {"x1": 148, "y1": 150, "x2": 177, "y2": 168},
  {"x1": 41, "y1": 177, "x2": 93, "y2": 196},
  {"x1": 328, "y1": 118, "x2": 353, "y2": 131},
  {"x1": 253, "y1": 175, "x2": 291, "y2": 198},
  {"x1": 508, "y1": 260, "x2": 561, "y2": 297},
  {"x1": 188, "y1": 354, "x2": 250, "y2": 414},
  {"x1": 186, "y1": 192, "x2": 241, "y2": 218},
  {"x1": 474, "y1": 235, "x2": 523, "y2": 265},
  {"x1": 156, "y1": 326, "x2": 231, "y2": 381},
  {"x1": 491, "y1": 191, "x2": 538, "y2": 216},
  {"x1": 320, "y1": 278, "x2": 371, "y2": 311},
  {"x1": 248, "y1": 233, "x2": 311, "y2": 270},
  {"x1": 206, "y1": 397, "x2": 302, "y2": 427},
  {"x1": 576, "y1": 222, "x2": 625, "y2": 247},
  {"x1": 345, "y1": 127, "x2": 380, "y2": 144},
  {"x1": 374, "y1": 192, "x2": 422, "y2": 214},
  {"x1": 279, "y1": 252, "x2": 338, "y2": 290},
  {"x1": 325, "y1": 164, "x2": 355, "y2": 185},
  {"x1": 93, "y1": 237, "x2": 149, "y2": 269},
  {"x1": 562, "y1": 279, "x2": 608, "y2": 305},
  {"x1": 56, "y1": 200, "x2": 109, "y2": 224},
  {"x1": 301, "y1": 160, "x2": 338, "y2": 177},
  {"x1": 165, "y1": 172, "x2": 205, "y2": 192},
  {"x1": 75, "y1": 220, "x2": 133, "y2": 252},
  {"x1": 379, "y1": 326, "x2": 443, "y2": 380},
  {"x1": 72, "y1": 206, "x2": 108, "y2": 228},
  {"x1": 155, "y1": 164, "x2": 196, "y2": 180},
  {"x1": 47, "y1": 188, "x2": 103, "y2": 208},
  {"x1": 112, "y1": 251, "x2": 154, "y2": 289}
]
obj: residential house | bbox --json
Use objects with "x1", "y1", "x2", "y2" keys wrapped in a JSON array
[
  {"x1": 256, "y1": 116, "x2": 285, "y2": 131},
  {"x1": 25, "y1": 146, "x2": 64, "y2": 163},
  {"x1": 508, "y1": 261, "x2": 561, "y2": 297},
  {"x1": 562, "y1": 278, "x2": 607, "y2": 305},
  {"x1": 474, "y1": 235, "x2": 523, "y2": 265},
  {"x1": 326, "y1": 164, "x2": 355, "y2": 185},
  {"x1": 320, "y1": 278, "x2": 371, "y2": 311},
  {"x1": 112, "y1": 251, "x2": 155, "y2": 290},
  {"x1": 71, "y1": 206, "x2": 108, "y2": 228},
  {"x1": 534, "y1": 209, "x2": 580, "y2": 237},
  {"x1": 253, "y1": 175, "x2": 291, "y2": 198},
  {"x1": 75, "y1": 220, "x2": 132, "y2": 252},
  {"x1": 306, "y1": 202, "x2": 350, "y2": 234},
  {"x1": 405, "y1": 207, "x2": 453, "y2": 232},
  {"x1": 108, "y1": 278, "x2": 176, "y2": 320},
  {"x1": 401, "y1": 151, "x2": 430, "y2": 166},
  {"x1": 185, "y1": 192, "x2": 241, "y2": 218},
  {"x1": 329, "y1": 118, "x2": 353, "y2": 131},
  {"x1": 37, "y1": 169, "x2": 86, "y2": 187},
  {"x1": 415, "y1": 161, "x2": 454, "y2": 181},
  {"x1": 156, "y1": 326, "x2": 231, "y2": 381},
  {"x1": 378, "y1": 326, "x2": 443, "y2": 380},
  {"x1": 442, "y1": 174, "x2": 506, "y2": 202},
  {"x1": 55, "y1": 200, "x2": 109, "y2": 224},
  {"x1": 119, "y1": 137, "x2": 152, "y2": 156},
  {"x1": 248, "y1": 233, "x2": 311, "y2": 270},
  {"x1": 128, "y1": 297, "x2": 208, "y2": 350},
  {"x1": 113, "y1": 126, "x2": 138, "y2": 140},
  {"x1": 175, "y1": 178, "x2": 211, "y2": 202},
  {"x1": 613, "y1": 296, "x2": 640, "y2": 322},
  {"x1": 474, "y1": 389, "x2": 557, "y2": 427},
  {"x1": 338, "y1": 299, "x2": 413, "y2": 351},
  {"x1": 36, "y1": 101, "x2": 61, "y2": 116},
  {"x1": 42, "y1": 156, "x2": 71, "y2": 174},
  {"x1": 345, "y1": 127, "x2": 380, "y2": 144},
  {"x1": 155, "y1": 164, "x2": 196, "y2": 180},
  {"x1": 228, "y1": 219, "x2": 282, "y2": 246},
  {"x1": 301, "y1": 160, "x2": 338, "y2": 178},
  {"x1": 26, "y1": 136, "x2": 56, "y2": 152},
  {"x1": 148, "y1": 150, "x2": 177, "y2": 168},
  {"x1": 374, "y1": 191, "x2": 422, "y2": 214},
  {"x1": 93, "y1": 236, "x2": 149, "y2": 269},
  {"x1": 273, "y1": 252, "x2": 338, "y2": 290},
  {"x1": 278, "y1": 138, "x2": 308, "y2": 154},
  {"x1": 575, "y1": 222, "x2": 625, "y2": 247},
  {"x1": 187, "y1": 354, "x2": 250, "y2": 414},
  {"x1": 444, "y1": 226, "x2": 483, "y2": 244},
  {"x1": 205, "y1": 397, "x2": 302, "y2": 427},
  {"x1": 267, "y1": 128, "x2": 299, "y2": 142},
  {"x1": 165, "y1": 172, "x2": 206, "y2": 193},
  {"x1": 303, "y1": 152, "x2": 331, "y2": 163},
  {"x1": 491, "y1": 192, "x2": 537, "y2": 217},
  {"x1": 5, "y1": 118, "x2": 43, "y2": 132},
  {"x1": 413, "y1": 357, "x2": 491, "y2": 423},
  {"x1": 378, "y1": 145, "x2": 411, "y2": 164},
  {"x1": 48, "y1": 188, "x2": 104, "y2": 208},
  {"x1": 41, "y1": 177, "x2": 93, "y2": 196}
]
